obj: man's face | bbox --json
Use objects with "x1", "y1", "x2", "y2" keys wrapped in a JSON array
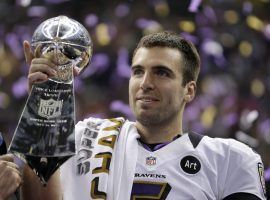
[{"x1": 129, "y1": 47, "x2": 191, "y2": 126}]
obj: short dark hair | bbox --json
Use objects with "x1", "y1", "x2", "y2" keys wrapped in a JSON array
[{"x1": 133, "y1": 31, "x2": 200, "y2": 86}]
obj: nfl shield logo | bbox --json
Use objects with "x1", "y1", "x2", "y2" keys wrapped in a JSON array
[
  {"x1": 146, "y1": 156, "x2": 156, "y2": 166},
  {"x1": 38, "y1": 98, "x2": 63, "y2": 119}
]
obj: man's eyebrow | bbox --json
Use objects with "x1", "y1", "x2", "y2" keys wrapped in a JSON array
[
  {"x1": 131, "y1": 65, "x2": 143, "y2": 70},
  {"x1": 153, "y1": 65, "x2": 175, "y2": 73}
]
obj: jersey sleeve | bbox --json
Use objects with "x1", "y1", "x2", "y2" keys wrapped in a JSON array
[{"x1": 221, "y1": 139, "x2": 266, "y2": 200}]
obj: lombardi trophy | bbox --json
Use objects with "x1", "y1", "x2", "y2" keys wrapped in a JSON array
[{"x1": 9, "y1": 16, "x2": 92, "y2": 184}]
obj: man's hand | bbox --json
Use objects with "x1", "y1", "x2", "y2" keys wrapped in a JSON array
[
  {"x1": 23, "y1": 40, "x2": 57, "y2": 92},
  {"x1": 23, "y1": 40, "x2": 80, "y2": 92},
  {"x1": 0, "y1": 154, "x2": 22, "y2": 200}
]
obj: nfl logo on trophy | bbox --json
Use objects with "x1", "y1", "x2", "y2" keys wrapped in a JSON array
[{"x1": 38, "y1": 99, "x2": 63, "y2": 119}]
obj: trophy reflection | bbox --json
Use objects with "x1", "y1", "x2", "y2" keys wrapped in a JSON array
[{"x1": 9, "y1": 16, "x2": 92, "y2": 184}]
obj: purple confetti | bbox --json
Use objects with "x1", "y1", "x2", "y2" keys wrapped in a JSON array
[
  {"x1": 115, "y1": 3, "x2": 130, "y2": 17},
  {"x1": 5, "y1": 33, "x2": 23, "y2": 59},
  {"x1": 85, "y1": 14, "x2": 98, "y2": 28},
  {"x1": 243, "y1": 1, "x2": 253, "y2": 15},
  {"x1": 16, "y1": 0, "x2": 31, "y2": 6},
  {"x1": 265, "y1": 167, "x2": 270, "y2": 181},
  {"x1": 81, "y1": 53, "x2": 109, "y2": 78},
  {"x1": 222, "y1": 113, "x2": 238, "y2": 127},
  {"x1": 195, "y1": 13, "x2": 208, "y2": 26},
  {"x1": 110, "y1": 100, "x2": 134, "y2": 120},
  {"x1": 108, "y1": 24, "x2": 117, "y2": 39},
  {"x1": 263, "y1": 24, "x2": 270, "y2": 41},
  {"x1": 136, "y1": 18, "x2": 159, "y2": 30},
  {"x1": 196, "y1": 95, "x2": 214, "y2": 108},
  {"x1": 202, "y1": 39, "x2": 223, "y2": 57},
  {"x1": 198, "y1": 27, "x2": 215, "y2": 39},
  {"x1": 136, "y1": 18, "x2": 150, "y2": 29},
  {"x1": 20, "y1": 63, "x2": 30, "y2": 75},
  {"x1": 184, "y1": 104, "x2": 200, "y2": 121},
  {"x1": 214, "y1": 56, "x2": 227, "y2": 68},
  {"x1": 203, "y1": 6, "x2": 217, "y2": 25},
  {"x1": 180, "y1": 32, "x2": 199, "y2": 45},
  {"x1": 188, "y1": 0, "x2": 202, "y2": 13},
  {"x1": 259, "y1": 119, "x2": 270, "y2": 139},
  {"x1": 116, "y1": 47, "x2": 131, "y2": 78},
  {"x1": 12, "y1": 77, "x2": 28, "y2": 98},
  {"x1": 27, "y1": 6, "x2": 47, "y2": 17}
]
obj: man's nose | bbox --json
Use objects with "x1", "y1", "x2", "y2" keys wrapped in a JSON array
[{"x1": 140, "y1": 72, "x2": 155, "y2": 91}]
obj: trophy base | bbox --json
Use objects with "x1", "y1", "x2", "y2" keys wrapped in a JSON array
[{"x1": 25, "y1": 154, "x2": 73, "y2": 185}]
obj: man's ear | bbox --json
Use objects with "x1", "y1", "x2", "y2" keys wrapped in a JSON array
[{"x1": 184, "y1": 81, "x2": 196, "y2": 103}]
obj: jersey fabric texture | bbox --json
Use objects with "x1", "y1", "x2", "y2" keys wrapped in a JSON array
[{"x1": 60, "y1": 117, "x2": 266, "y2": 200}]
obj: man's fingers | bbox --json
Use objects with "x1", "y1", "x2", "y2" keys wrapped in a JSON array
[
  {"x1": 29, "y1": 58, "x2": 57, "y2": 75},
  {"x1": 34, "y1": 44, "x2": 42, "y2": 58},
  {"x1": 73, "y1": 67, "x2": 80, "y2": 76},
  {"x1": 0, "y1": 154, "x2": 21, "y2": 171},
  {"x1": 0, "y1": 154, "x2": 14, "y2": 162},
  {"x1": 0, "y1": 160, "x2": 22, "y2": 200},
  {"x1": 28, "y1": 72, "x2": 49, "y2": 86},
  {"x1": 0, "y1": 161, "x2": 20, "y2": 172},
  {"x1": 23, "y1": 40, "x2": 34, "y2": 66}
]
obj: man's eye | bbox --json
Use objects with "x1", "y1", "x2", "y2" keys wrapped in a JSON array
[
  {"x1": 156, "y1": 70, "x2": 169, "y2": 77},
  {"x1": 132, "y1": 69, "x2": 144, "y2": 75}
]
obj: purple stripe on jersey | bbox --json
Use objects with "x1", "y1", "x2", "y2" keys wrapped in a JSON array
[
  {"x1": 140, "y1": 141, "x2": 170, "y2": 151},
  {"x1": 131, "y1": 182, "x2": 163, "y2": 196},
  {"x1": 139, "y1": 134, "x2": 181, "y2": 151}
]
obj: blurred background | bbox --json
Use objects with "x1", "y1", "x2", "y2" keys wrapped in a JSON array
[{"x1": 0, "y1": 0, "x2": 269, "y2": 197}]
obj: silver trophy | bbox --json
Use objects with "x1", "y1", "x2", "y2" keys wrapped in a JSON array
[{"x1": 9, "y1": 16, "x2": 92, "y2": 184}]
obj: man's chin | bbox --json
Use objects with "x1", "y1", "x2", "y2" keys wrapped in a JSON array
[{"x1": 136, "y1": 113, "x2": 161, "y2": 126}]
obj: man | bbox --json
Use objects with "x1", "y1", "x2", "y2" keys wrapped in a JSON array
[{"x1": 21, "y1": 31, "x2": 266, "y2": 199}]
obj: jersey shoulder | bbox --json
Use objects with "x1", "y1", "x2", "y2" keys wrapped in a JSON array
[
  {"x1": 199, "y1": 134, "x2": 260, "y2": 160},
  {"x1": 197, "y1": 135, "x2": 266, "y2": 199}
]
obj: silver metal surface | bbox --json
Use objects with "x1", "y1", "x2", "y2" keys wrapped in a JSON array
[{"x1": 31, "y1": 15, "x2": 92, "y2": 83}]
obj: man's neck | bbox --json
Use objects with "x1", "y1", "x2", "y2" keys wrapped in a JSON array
[{"x1": 135, "y1": 120, "x2": 182, "y2": 144}]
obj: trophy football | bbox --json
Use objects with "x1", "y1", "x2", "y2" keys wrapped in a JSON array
[{"x1": 9, "y1": 16, "x2": 92, "y2": 184}]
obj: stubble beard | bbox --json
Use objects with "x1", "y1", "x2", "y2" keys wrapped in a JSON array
[{"x1": 134, "y1": 106, "x2": 180, "y2": 127}]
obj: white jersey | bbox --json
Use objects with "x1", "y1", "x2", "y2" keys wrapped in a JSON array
[
  {"x1": 60, "y1": 118, "x2": 267, "y2": 200},
  {"x1": 132, "y1": 132, "x2": 266, "y2": 199}
]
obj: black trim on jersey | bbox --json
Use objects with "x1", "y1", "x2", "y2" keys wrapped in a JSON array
[
  {"x1": 188, "y1": 132, "x2": 204, "y2": 148},
  {"x1": 222, "y1": 192, "x2": 261, "y2": 200}
]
